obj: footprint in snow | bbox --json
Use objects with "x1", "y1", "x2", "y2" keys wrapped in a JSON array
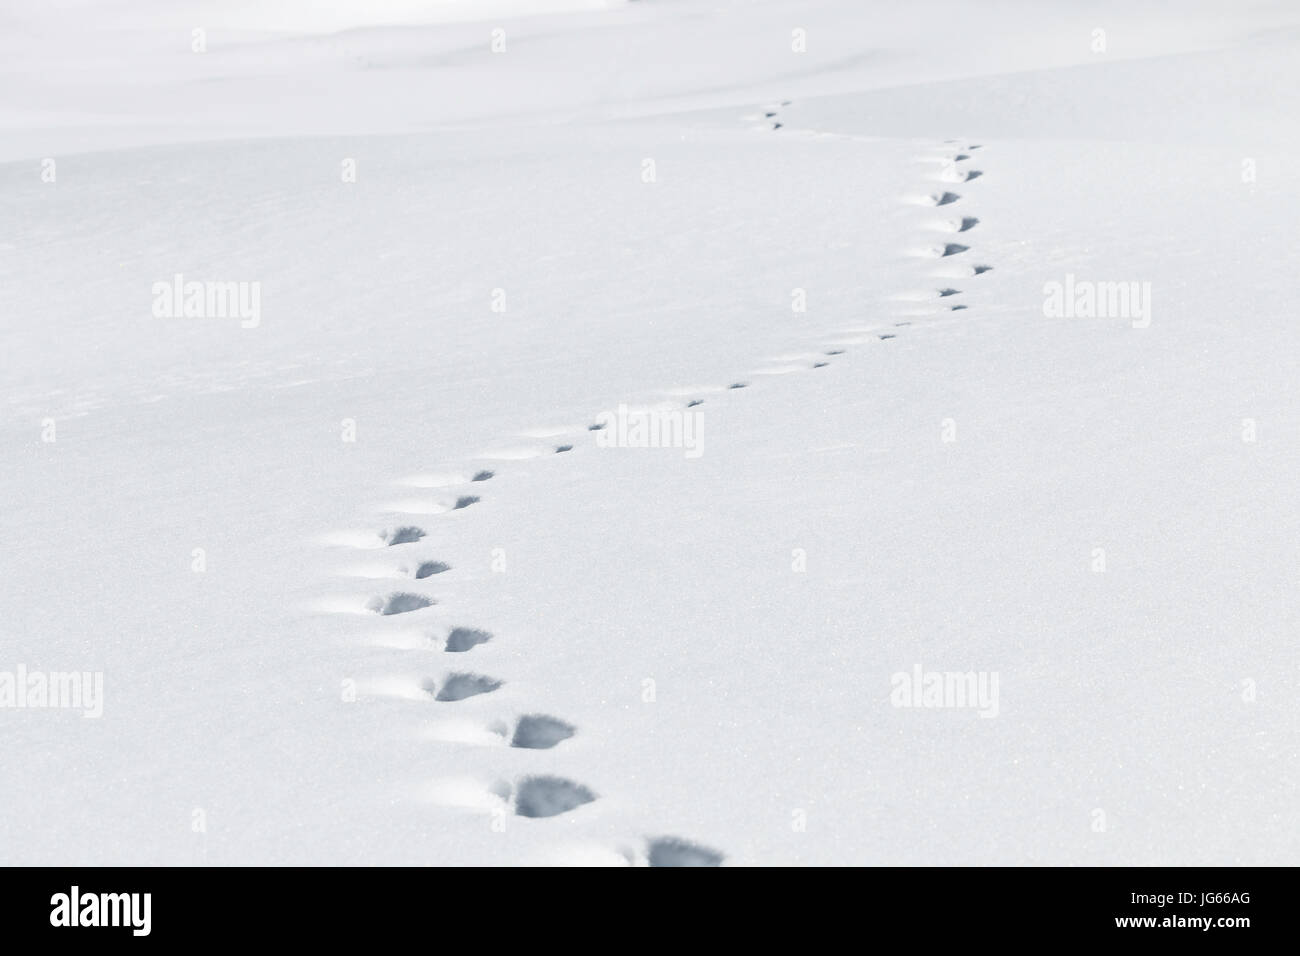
[
  {"x1": 396, "y1": 470, "x2": 494, "y2": 489},
  {"x1": 906, "y1": 191, "x2": 960, "y2": 207},
  {"x1": 402, "y1": 560, "x2": 451, "y2": 579},
  {"x1": 910, "y1": 243, "x2": 968, "y2": 259},
  {"x1": 646, "y1": 837, "x2": 725, "y2": 867},
  {"x1": 443, "y1": 627, "x2": 492, "y2": 652},
  {"x1": 511, "y1": 776, "x2": 596, "y2": 818},
  {"x1": 478, "y1": 444, "x2": 567, "y2": 461},
  {"x1": 426, "y1": 672, "x2": 502, "y2": 702},
  {"x1": 510, "y1": 714, "x2": 576, "y2": 750},
  {"x1": 367, "y1": 592, "x2": 434, "y2": 616},
  {"x1": 380, "y1": 495, "x2": 479, "y2": 515}
]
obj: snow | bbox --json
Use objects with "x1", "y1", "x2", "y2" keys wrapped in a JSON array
[{"x1": 1, "y1": 0, "x2": 1297, "y2": 865}]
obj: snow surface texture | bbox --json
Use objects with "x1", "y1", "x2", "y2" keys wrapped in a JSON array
[{"x1": 2, "y1": 1, "x2": 1298, "y2": 866}]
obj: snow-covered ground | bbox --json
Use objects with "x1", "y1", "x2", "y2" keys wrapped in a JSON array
[{"x1": 2, "y1": 0, "x2": 1297, "y2": 865}]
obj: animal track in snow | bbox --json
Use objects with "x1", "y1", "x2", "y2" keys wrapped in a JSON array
[
  {"x1": 889, "y1": 287, "x2": 963, "y2": 304},
  {"x1": 380, "y1": 495, "x2": 480, "y2": 515},
  {"x1": 334, "y1": 137, "x2": 994, "y2": 864},
  {"x1": 367, "y1": 592, "x2": 434, "y2": 616},
  {"x1": 429, "y1": 672, "x2": 502, "y2": 702},
  {"x1": 907, "y1": 191, "x2": 961, "y2": 207},
  {"x1": 511, "y1": 714, "x2": 576, "y2": 749},
  {"x1": 749, "y1": 99, "x2": 791, "y2": 131},
  {"x1": 351, "y1": 559, "x2": 449, "y2": 580},
  {"x1": 322, "y1": 526, "x2": 427, "y2": 549},
  {"x1": 910, "y1": 242, "x2": 969, "y2": 259},
  {"x1": 406, "y1": 560, "x2": 451, "y2": 579},
  {"x1": 930, "y1": 263, "x2": 992, "y2": 279},
  {"x1": 444, "y1": 627, "x2": 492, "y2": 652},
  {"x1": 426, "y1": 713, "x2": 575, "y2": 750},
  {"x1": 646, "y1": 837, "x2": 725, "y2": 867},
  {"x1": 918, "y1": 152, "x2": 970, "y2": 165},
  {"x1": 512, "y1": 776, "x2": 596, "y2": 818},
  {"x1": 478, "y1": 444, "x2": 558, "y2": 461},
  {"x1": 395, "y1": 470, "x2": 493, "y2": 489}
]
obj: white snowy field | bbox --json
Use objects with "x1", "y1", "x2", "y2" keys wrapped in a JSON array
[{"x1": 2, "y1": 0, "x2": 1298, "y2": 866}]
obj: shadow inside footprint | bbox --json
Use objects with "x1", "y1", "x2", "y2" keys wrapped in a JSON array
[
  {"x1": 367, "y1": 592, "x2": 433, "y2": 616},
  {"x1": 472, "y1": 470, "x2": 494, "y2": 482},
  {"x1": 453, "y1": 496, "x2": 479, "y2": 510},
  {"x1": 941, "y1": 243, "x2": 969, "y2": 257},
  {"x1": 647, "y1": 837, "x2": 724, "y2": 867},
  {"x1": 514, "y1": 776, "x2": 595, "y2": 818},
  {"x1": 412, "y1": 561, "x2": 450, "y2": 579},
  {"x1": 728, "y1": 383, "x2": 748, "y2": 390},
  {"x1": 433, "y1": 672, "x2": 501, "y2": 701},
  {"x1": 383, "y1": 527, "x2": 425, "y2": 546},
  {"x1": 444, "y1": 627, "x2": 492, "y2": 652},
  {"x1": 511, "y1": 714, "x2": 576, "y2": 749},
  {"x1": 555, "y1": 445, "x2": 573, "y2": 454}
]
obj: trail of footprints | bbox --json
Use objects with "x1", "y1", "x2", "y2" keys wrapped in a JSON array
[
  {"x1": 744, "y1": 127, "x2": 991, "y2": 374},
  {"x1": 322, "y1": 132, "x2": 990, "y2": 866},
  {"x1": 325, "y1": 427, "x2": 722, "y2": 863}
]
